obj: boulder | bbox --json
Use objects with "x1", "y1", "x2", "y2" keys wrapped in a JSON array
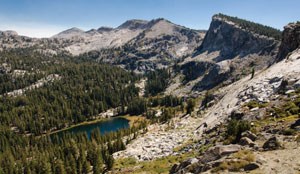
[
  {"x1": 169, "y1": 164, "x2": 179, "y2": 174},
  {"x1": 230, "y1": 110, "x2": 244, "y2": 120},
  {"x1": 185, "y1": 158, "x2": 199, "y2": 165},
  {"x1": 294, "y1": 80, "x2": 300, "y2": 89},
  {"x1": 285, "y1": 89, "x2": 295, "y2": 94},
  {"x1": 169, "y1": 158, "x2": 199, "y2": 174},
  {"x1": 241, "y1": 131, "x2": 257, "y2": 141},
  {"x1": 239, "y1": 137, "x2": 255, "y2": 147},
  {"x1": 263, "y1": 136, "x2": 281, "y2": 150},
  {"x1": 290, "y1": 119, "x2": 300, "y2": 129},
  {"x1": 244, "y1": 162, "x2": 260, "y2": 171},
  {"x1": 200, "y1": 145, "x2": 241, "y2": 163}
]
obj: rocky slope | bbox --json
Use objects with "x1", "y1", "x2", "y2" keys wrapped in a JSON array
[
  {"x1": 170, "y1": 49, "x2": 300, "y2": 173},
  {"x1": 169, "y1": 22, "x2": 300, "y2": 174},
  {"x1": 85, "y1": 18, "x2": 205, "y2": 72},
  {"x1": 52, "y1": 18, "x2": 204, "y2": 61},
  {"x1": 52, "y1": 20, "x2": 148, "y2": 56},
  {"x1": 0, "y1": 30, "x2": 72, "y2": 55}
]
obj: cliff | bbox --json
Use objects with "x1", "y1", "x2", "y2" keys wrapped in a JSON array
[{"x1": 277, "y1": 22, "x2": 300, "y2": 61}]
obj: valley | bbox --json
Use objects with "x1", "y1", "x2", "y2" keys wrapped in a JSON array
[{"x1": 0, "y1": 8, "x2": 299, "y2": 174}]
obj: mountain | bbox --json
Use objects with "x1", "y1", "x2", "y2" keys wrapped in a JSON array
[
  {"x1": 0, "y1": 18, "x2": 204, "y2": 66},
  {"x1": 90, "y1": 18, "x2": 205, "y2": 72},
  {"x1": 166, "y1": 14, "x2": 281, "y2": 96},
  {"x1": 194, "y1": 14, "x2": 280, "y2": 61},
  {"x1": 52, "y1": 21, "x2": 147, "y2": 55},
  {"x1": 52, "y1": 27, "x2": 85, "y2": 39},
  {"x1": 117, "y1": 19, "x2": 148, "y2": 30},
  {"x1": 0, "y1": 30, "x2": 18, "y2": 37},
  {"x1": 0, "y1": 30, "x2": 38, "y2": 52}
]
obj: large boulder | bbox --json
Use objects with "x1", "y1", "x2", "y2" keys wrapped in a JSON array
[
  {"x1": 263, "y1": 136, "x2": 281, "y2": 150},
  {"x1": 294, "y1": 80, "x2": 300, "y2": 89},
  {"x1": 200, "y1": 145, "x2": 241, "y2": 163},
  {"x1": 170, "y1": 158, "x2": 200, "y2": 174},
  {"x1": 170, "y1": 145, "x2": 244, "y2": 174},
  {"x1": 244, "y1": 162, "x2": 260, "y2": 171},
  {"x1": 230, "y1": 109, "x2": 244, "y2": 120},
  {"x1": 290, "y1": 119, "x2": 300, "y2": 129},
  {"x1": 241, "y1": 131, "x2": 257, "y2": 141},
  {"x1": 239, "y1": 137, "x2": 255, "y2": 147}
]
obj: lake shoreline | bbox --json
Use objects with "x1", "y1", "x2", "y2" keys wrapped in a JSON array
[
  {"x1": 46, "y1": 115, "x2": 144, "y2": 136},
  {"x1": 120, "y1": 115, "x2": 146, "y2": 127}
]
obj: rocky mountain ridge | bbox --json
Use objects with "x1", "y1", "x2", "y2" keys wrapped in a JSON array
[
  {"x1": 0, "y1": 14, "x2": 283, "y2": 75},
  {"x1": 166, "y1": 14, "x2": 281, "y2": 96},
  {"x1": 0, "y1": 18, "x2": 205, "y2": 72}
]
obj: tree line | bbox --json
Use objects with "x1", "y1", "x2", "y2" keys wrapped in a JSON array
[{"x1": 215, "y1": 13, "x2": 282, "y2": 40}]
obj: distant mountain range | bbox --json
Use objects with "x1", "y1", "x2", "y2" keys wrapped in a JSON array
[{"x1": 0, "y1": 14, "x2": 282, "y2": 74}]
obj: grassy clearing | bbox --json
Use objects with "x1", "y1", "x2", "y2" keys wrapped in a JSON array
[
  {"x1": 212, "y1": 150, "x2": 255, "y2": 172},
  {"x1": 113, "y1": 152, "x2": 197, "y2": 174}
]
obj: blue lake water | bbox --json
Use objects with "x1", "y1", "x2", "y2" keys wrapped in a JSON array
[{"x1": 53, "y1": 117, "x2": 129, "y2": 139}]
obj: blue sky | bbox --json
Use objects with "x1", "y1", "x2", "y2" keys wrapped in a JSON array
[{"x1": 0, "y1": 0, "x2": 299, "y2": 38}]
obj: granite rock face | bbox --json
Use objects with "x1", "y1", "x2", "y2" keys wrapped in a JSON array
[
  {"x1": 277, "y1": 22, "x2": 300, "y2": 61},
  {"x1": 181, "y1": 14, "x2": 280, "y2": 92},
  {"x1": 194, "y1": 15, "x2": 279, "y2": 62}
]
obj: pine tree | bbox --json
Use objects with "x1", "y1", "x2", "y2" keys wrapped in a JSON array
[
  {"x1": 53, "y1": 159, "x2": 66, "y2": 174},
  {"x1": 250, "y1": 67, "x2": 255, "y2": 79},
  {"x1": 82, "y1": 160, "x2": 91, "y2": 174},
  {"x1": 186, "y1": 99, "x2": 196, "y2": 114},
  {"x1": 92, "y1": 149, "x2": 103, "y2": 174},
  {"x1": 40, "y1": 160, "x2": 52, "y2": 174}
]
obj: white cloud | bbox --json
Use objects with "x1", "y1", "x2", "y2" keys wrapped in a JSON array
[{"x1": 0, "y1": 21, "x2": 66, "y2": 38}]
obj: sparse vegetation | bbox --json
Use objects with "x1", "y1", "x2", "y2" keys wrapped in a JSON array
[
  {"x1": 244, "y1": 100, "x2": 268, "y2": 109},
  {"x1": 226, "y1": 119, "x2": 251, "y2": 144},
  {"x1": 201, "y1": 91, "x2": 214, "y2": 108},
  {"x1": 186, "y1": 98, "x2": 196, "y2": 114},
  {"x1": 114, "y1": 152, "x2": 196, "y2": 174},
  {"x1": 214, "y1": 13, "x2": 282, "y2": 40},
  {"x1": 213, "y1": 150, "x2": 255, "y2": 172}
]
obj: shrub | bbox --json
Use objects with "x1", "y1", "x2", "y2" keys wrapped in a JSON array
[
  {"x1": 245, "y1": 100, "x2": 268, "y2": 109},
  {"x1": 226, "y1": 119, "x2": 251, "y2": 143},
  {"x1": 233, "y1": 150, "x2": 255, "y2": 162},
  {"x1": 201, "y1": 91, "x2": 214, "y2": 108},
  {"x1": 283, "y1": 102, "x2": 300, "y2": 116},
  {"x1": 282, "y1": 128, "x2": 296, "y2": 135},
  {"x1": 245, "y1": 100, "x2": 259, "y2": 109}
]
